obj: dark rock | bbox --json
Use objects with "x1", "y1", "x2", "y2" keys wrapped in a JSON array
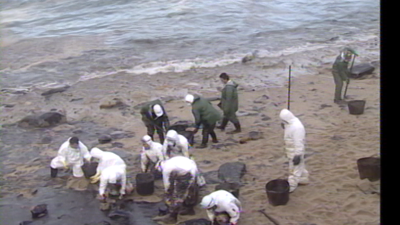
[
  {"x1": 331, "y1": 135, "x2": 343, "y2": 141},
  {"x1": 261, "y1": 115, "x2": 271, "y2": 121},
  {"x1": 100, "y1": 98, "x2": 127, "y2": 109},
  {"x1": 202, "y1": 171, "x2": 220, "y2": 184},
  {"x1": 40, "y1": 136, "x2": 52, "y2": 144},
  {"x1": 98, "y1": 135, "x2": 112, "y2": 144},
  {"x1": 110, "y1": 131, "x2": 134, "y2": 139},
  {"x1": 178, "y1": 218, "x2": 212, "y2": 225},
  {"x1": 108, "y1": 210, "x2": 130, "y2": 224},
  {"x1": 110, "y1": 150, "x2": 130, "y2": 159},
  {"x1": 18, "y1": 112, "x2": 67, "y2": 128},
  {"x1": 30, "y1": 204, "x2": 48, "y2": 219},
  {"x1": 158, "y1": 204, "x2": 169, "y2": 216},
  {"x1": 111, "y1": 142, "x2": 124, "y2": 148},
  {"x1": 253, "y1": 95, "x2": 269, "y2": 104},
  {"x1": 211, "y1": 143, "x2": 237, "y2": 150},
  {"x1": 202, "y1": 160, "x2": 212, "y2": 164},
  {"x1": 19, "y1": 221, "x2": 34, "y2": 225},
  {"x1": 239, "y1": 131, "x2": 263, "y2": 144},
  {"x1": 2, "y1": 103, "x2": 16, "y2": 108},
  {"x1": 41, "y1": 85, "x2": 70, "y2": 96},
  {"x1": 31, "y1": 189, "x2": 38, "y2": 195},
  {"x1": 218, "y1": 162, "x2": 246, "y2": 185},
  {"x1": 70, "y1": 98, "x2": 83, "y2": 102},
  {"x1": 350, "y1": 63, "x2": 375, "y2": 78},
  {"x1": 215, "y1": 182, "x2": 240, "y2": 198},
  {"x1": 320, "y1": 104, "x2": 332, "y2": 109}
]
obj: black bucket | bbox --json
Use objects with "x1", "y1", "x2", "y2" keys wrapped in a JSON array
[
  {"x1": 357, "y1": 157, "x2": 380, "y2": 182},
  {"x1": 136, "y1": 173, "x2": 154, "y2": 196},
  {"x1": 348, "y1": 100, "x2": 366, "y2": 115},
  {"x1": 81, "y1": 162, "x2": 99, "y2": 179},
  {"x1": 265, "y1": 179, "x2": 290, "y2": 206},
  {"x1": 215, "y1": 182, "x2": 240, "y2": 198}
]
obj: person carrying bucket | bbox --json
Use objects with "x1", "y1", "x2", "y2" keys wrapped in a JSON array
[
  {"x1": 153, "y1": 156, "x2": 203, "y2": 224},
  {"x1": 332, "y1": 47, "x2": 358, "y2": 104},
  {"x1": 279, "y1": 109, "x2": 309, "y2": 192},
  {"x1": 200, "y1": 189, "x2": 242, "y2": 225}
]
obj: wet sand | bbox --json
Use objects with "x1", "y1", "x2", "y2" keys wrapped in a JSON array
[{"x1": 0, "y1": 38, "x2": 380, "y2": 225}]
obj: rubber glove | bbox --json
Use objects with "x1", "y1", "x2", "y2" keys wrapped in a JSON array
[{"x1": 62, "y1": 161, "x2": 69, "y2": 170}]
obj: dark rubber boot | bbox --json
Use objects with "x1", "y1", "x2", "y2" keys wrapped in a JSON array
[
  {"x1": 216, "y1": 118, "x2": 229, "y2": 131},
  {"x1": 227, "y1": 122, "x2": 241, "y2": 134},
  {"x1": 50, "y1": 168, "x2": 58, "y2": 178},
  {"x1": 210, "y1": 131, "x2": 218, "y2": 143}
]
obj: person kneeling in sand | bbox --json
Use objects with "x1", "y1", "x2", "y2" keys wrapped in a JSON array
[
  {"x1": 200, "y1": 189, "x2": 242, "y2": 225},
  {"x1": 90, "y1": 147, "x2": 129, "y2": 200},
  {"x1": 141, "y1": 135, "x2": 165, "y2": 179},
  {"x1": 280, "y1": 109, "x2": 309, "y2": 192},
  {"x1": 50, "y1": 136, "x2": 91, "y2": 179},
  {"x1": 153, "y1": 156, "x2": 204, "y2": 224}
]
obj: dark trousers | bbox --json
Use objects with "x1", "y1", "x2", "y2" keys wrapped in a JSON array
[
  {"x1": 144, "y1": 119, "x2": 165, "y2": 143},
  {"x1": 201, "y1": 122, "x2": 217, "y2": 144},
  {"x1": 166, "y1": 172, "x2": 198, "y2": 214}
]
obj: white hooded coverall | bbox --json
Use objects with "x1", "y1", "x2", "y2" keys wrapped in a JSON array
[
  {"x1": 160, "y1": 156, "x2": 199, "y2": 193},
  {"x1": 279, "y1": 109, "x2": 309, "y2": 192},
  {"x1": 204, "y1": 190, "x2": 242, "y2": 224},
  {"x1": 90, "y1": 148, "x2": 127, "y2": 196},
  {"x1": 141, "y1": 138, "x2": 165, "y2": 172},
  {"x1": 50, "y1": 137, "x2": 91, "y2": 177},
  {"x1": 162, "y1": 130, "x2": 190, "y2": 159}
]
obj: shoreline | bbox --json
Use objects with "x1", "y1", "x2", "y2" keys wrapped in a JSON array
[{"x1": 0, "y1": 37, "x2": 380, "y2": 225}]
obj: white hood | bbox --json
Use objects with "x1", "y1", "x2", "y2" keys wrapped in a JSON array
[{"x1": 280, "y1": 109, "x2": 296, "y2": 124}]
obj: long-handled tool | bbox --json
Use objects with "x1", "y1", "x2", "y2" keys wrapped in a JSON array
[
  {"x1": 343, "y1": 55, "x2": 357, "y2": 99},
  {"x1": 258, "y1": 209, "x2": 280, "y2": 225},
  {"x1": 287, "y1": 65, "x2": 292, "y2": 110}
]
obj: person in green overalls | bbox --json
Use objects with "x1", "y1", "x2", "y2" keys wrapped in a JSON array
[
  {"x1": 217, "y1": 73, "x2": 241, "y2": 134},
  {"x1": 332, "y1": 47, "x2": 358, "y2": 104},
  {"x1": 140, "y1": 99, "x2": 170, "y2": 143}
]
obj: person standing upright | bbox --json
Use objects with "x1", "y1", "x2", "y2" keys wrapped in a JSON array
[
  {"x1": 332, "y1": 47, "x2": 358, "y2": 104},
  {"x1": 217, "y1": 73, "x2": 241, "y2": 134}
]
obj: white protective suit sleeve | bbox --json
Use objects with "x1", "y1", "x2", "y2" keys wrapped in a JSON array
[
  {"x1": 178, "y1": 135, "x2": 190, "y2": 158},
  {"x1": 79, "y1": 142, "x2": 91, "y2": 162},
  {"x1": 226, "y1": 202, "x2": 241, "y2": 224},
  {"x1": 140, "y1": 150, "x2": 149, "y2": 172},
  {"x1": 57, "y1": 140, "x2": 70, "y2": 165}
]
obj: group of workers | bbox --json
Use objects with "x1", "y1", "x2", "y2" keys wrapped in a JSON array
[{"x1": 48, "y1": 47, "x2": 358, "y2": 225}]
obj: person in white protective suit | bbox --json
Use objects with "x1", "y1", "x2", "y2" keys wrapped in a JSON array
[
  {"x1": 279, "y1": 109, "x2": 309, "y2": 192},
  {"x1": 162, "y1": 129, "x2": 190, "y2": 159},
  {"x1": 153, "y1": 156, "x2": 204, "y2": 224},
  {"x1": 200, "y1": 189, "x2": 242, "y2": 225},
  {"x1": 140, "y1": 135, "x2": 165, "y2": 176},
  {"x1": 50, "y1": 137, "x2": 91, "y2": 178},
  {"x1": 89, "y1": 147, "x2": 127, "y2": 199}
]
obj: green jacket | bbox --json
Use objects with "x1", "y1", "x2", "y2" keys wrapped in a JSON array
[
  {"x1": 332, "y1": 55, "x2": 350, "y2": 81},
  {"x1": 140, "y1": 99, "x2": 170, "y2": 128},
  {"x1": 220, "y1": 80, "x2": 239, "y2": 116},
  {"x1": 191, "y1": 95, "x2": 222, "y2": 127}
]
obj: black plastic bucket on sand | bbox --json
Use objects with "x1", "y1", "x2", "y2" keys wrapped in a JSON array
[
  {"x1": 81, "y1": 162, "x2": 99, "y2": 179},
  {"x1": 136, "y1": 173, "x2": 154, "y2": 196},
  {"x1": 265, "y1": 179, "x2": 290, "y2": 206},
  {"x1": 357, "y1": 157, "x2": 380, "y2": 182},
  {"x1": 348, "y1": 100, "x2": 366, "y2": 115}
]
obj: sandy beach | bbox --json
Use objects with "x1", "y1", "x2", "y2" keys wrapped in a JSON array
[{"x1": 0, "y1": 37, "x2": 380, "y2": 225}]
